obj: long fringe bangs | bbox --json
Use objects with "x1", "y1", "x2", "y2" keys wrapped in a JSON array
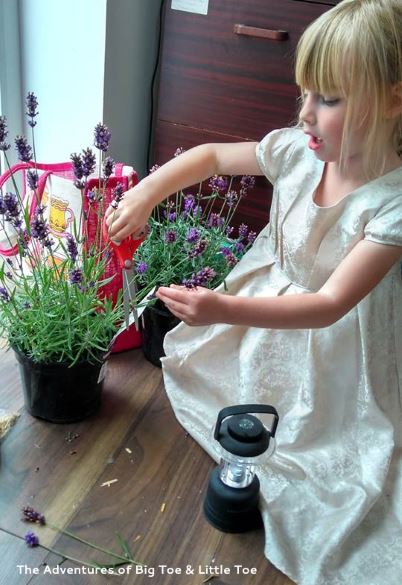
[{"x1": 295, "y1": 10, "x2": 353, "y2": 98}]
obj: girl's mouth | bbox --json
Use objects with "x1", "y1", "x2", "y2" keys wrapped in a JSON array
[{"x1": 307, "y1": 135, "x2": 323, "y2": 151}]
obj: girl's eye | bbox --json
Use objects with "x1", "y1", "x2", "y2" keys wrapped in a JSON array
[{"x1": 319, "y1": 96, "x2": 341, "y2": 106}]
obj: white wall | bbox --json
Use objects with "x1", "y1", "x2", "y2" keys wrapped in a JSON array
[
  {"x1": 103, "y1": 0, "x2": 163, "y2": 177},
  {"x1": 4, "y1": 0, "x2": 162, "y2": 176},
  {"x1": 19, "y1": 0, "x2": 107, "y2": 162}
]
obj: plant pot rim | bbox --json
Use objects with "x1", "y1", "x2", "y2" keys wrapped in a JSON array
[{"x1": 12, "y1": 346, "x2": 106, "y2": 369}]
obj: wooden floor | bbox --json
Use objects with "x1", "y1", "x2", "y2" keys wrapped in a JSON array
[{"x1": 0, "y1": 346, "x2": 294, "y2": 585}]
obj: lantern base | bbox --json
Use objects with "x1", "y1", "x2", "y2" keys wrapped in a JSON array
[{"x1": 203, "y1": 467, "x2": 263, "y2": 533}]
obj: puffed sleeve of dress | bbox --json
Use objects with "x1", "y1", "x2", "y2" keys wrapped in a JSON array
[
  {"x1": 255, "y1": 127, "x2": 304, "y2": 184},
  {"x1": 364, "y1": 194, "x2": 402, "y2": 247}
]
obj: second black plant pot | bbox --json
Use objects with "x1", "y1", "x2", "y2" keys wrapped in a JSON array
[{"x1": 141, "y1": 301, "x2": 180, "y2": 367}]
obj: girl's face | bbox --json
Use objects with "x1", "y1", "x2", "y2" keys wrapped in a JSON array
[{"x1": 299, "y1": 90, "x2": 364, "y2": 164}]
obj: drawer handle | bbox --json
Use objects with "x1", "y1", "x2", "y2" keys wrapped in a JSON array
[{"x1": 234, "y1": 24, "x2": 288, "y2": 41}]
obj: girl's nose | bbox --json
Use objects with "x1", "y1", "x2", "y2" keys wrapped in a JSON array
[{"x1": 299, "y1": 95, "x2": 316, "y2": 125}]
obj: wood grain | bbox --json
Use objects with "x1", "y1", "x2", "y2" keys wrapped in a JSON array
[{"x1": 0, "y1": 347, "x2": 294, "y2": 584}]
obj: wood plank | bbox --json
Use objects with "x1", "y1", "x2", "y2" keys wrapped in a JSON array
[{"x1": 0, "y1": 347, "x2": 294, "y2": 584}]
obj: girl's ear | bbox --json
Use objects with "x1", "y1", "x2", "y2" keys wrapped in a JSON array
[{"x1": 386, "y1": 82, "x2": 402, "y2": 118}]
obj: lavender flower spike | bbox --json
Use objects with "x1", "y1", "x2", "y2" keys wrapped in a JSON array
[
  {"x1": 0, "y1": 287, "x2": 10, "y2": 302},
  {"x1": 112, "y1": 183, "x2": 124, "y2": 202},
  {"x1": 103, "y1": 156, "x2": 115, "y2": 179},
  {"x1": 94, "y1": 123, "x2": 112, "y2": 152},
  {"x1": 22, "y1": 505, "x2": 46, "y2": 526},
  {"x1": 70, "y1": 152, "x2": 85, "y2": 189},
  {"x1": 66, "y1": 233, "x2": 78, "y2": 263},
  {"x1": 81, "y1": 148, "x2": 96, "y2": 177},
  {"x1": 15, "y1": 136, "x2": 32, "y2": 162},
  {"x1": 69, "y1": 268, "x2": 83, "y2": 285},
  {"x1": 27, "y1": 170, "x2": 39, "y2": 191},
  {"x1": 24, "y1": 531, "x2": 39, "y2": 547},
  {"x1": 0, "y1": 115, "x2": 10, "y2": 151},
  {"x1": 30, "y1": 206, "x2": 50, "y2": 242},
  {"x1": 136, "y1": 261, "x2": 148, "y2": 274},
  {"x1": 26, "y1": 92, "x2": 39, "y2": 127},
  {"x1": 164, "y1": 229, "x2": 177, "y2": 244}
]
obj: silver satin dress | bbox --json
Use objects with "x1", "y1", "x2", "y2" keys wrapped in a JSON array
[{"x1": 161, "y1": 128, "x2": 402, "y2": 585}]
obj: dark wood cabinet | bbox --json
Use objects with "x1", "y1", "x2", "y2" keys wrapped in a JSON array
[{"x1": 152, "y1": 0, "x2": 340, "y2": 231}]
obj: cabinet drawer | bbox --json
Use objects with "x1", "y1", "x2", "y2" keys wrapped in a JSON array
[
  {"x1": 153, "y1": 121, "x2": 272, "y2": 232},
  {"x1": 157, "y1": 0, "x2": 331, "y2": 141}
]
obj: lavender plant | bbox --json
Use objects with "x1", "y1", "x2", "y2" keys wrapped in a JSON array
[
  {"x1": 134, "y1": 156, "x2": 257, "y2": 307},
  {"x1": 0, "y1": 93, "x2": 123, "y2": 365}
]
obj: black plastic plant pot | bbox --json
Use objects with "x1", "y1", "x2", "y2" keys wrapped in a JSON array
[
  {"x1": 203, "y1": 467, "x2": 263, "y2": 533},
  {"x1": 141, "y1": 301, "x2": 180, "y2": 368},
  {"x1": 14, "y1": 350, "x2": 104, "y2": 423}
]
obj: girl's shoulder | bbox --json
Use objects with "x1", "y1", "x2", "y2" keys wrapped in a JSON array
[
  {"x1": 363, "y1": 170, "x2": 402, "y2": 247},
  {"x1": 255, "y1": 128, "x2": 308, "y2": 184}
]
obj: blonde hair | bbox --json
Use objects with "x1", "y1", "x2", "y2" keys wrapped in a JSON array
[{"x1": 295, "y1": 0, "x2": 402, "y2": 179}]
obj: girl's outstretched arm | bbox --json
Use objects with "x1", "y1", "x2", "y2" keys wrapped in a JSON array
[
  {"x1": 156, "y1": 240, "x2": 402, "y2": 328},
  {"x1": 106, "y1": 141, "x2": 261, "y2": 242}
]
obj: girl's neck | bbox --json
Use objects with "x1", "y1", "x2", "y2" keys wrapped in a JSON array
[
  {"x1": 315, "y1": 152, "x2": 402, "y2": 208},
  {"x1": 331, "y1": 147, "x2": 401, "y2": 185}
]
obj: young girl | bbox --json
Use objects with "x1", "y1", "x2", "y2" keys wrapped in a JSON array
[{"x1": 107, "y1": 1, "x2": 402, "y2": 583}]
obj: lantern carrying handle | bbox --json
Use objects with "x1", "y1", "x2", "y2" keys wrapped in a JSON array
[{"x1": 214, "y1": 404, "x2": 279, "y2": 441}]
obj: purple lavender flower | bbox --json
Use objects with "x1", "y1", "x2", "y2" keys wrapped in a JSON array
[
  {"x1": 182, "y1": 195, "x2": 195, "y2": 215},
  {"x1": 207, "y1": 213, "x2": 224, "y2": 228},
  {"x1": 163, "y1": 203, "x2": 176, "y2": 221},
  {"x1": 240, "y1": 175, "x2": 255, "y2": 192},
  {"x1": 94, "y1": 123, "x2": 111, "y2": 152},
  {"x1": 225, "y1": 226, "x2": 234, "y2": 237},
  {"x1": 69, "y1": 268, "x2": 83, "y2": 285},
  {"x1": 225, "y1": 190, "x2": 238, "y2": 208},
  {"x1": 164, "y1": 229, "x2": 177, "y2": 244},
  {"x1": 43, "y1": 236, "x2": 54, "y2": 249},
  {"x1": 87, "y1": 190, "x2": 96, "y2": 203},
  {"x1": 22, "y1": 506, "x2": 46, "y2": 526},
  {"x1": 136, "y1": 261, "x2": 148, "y2": 274},
  {"x1": 0, "y1": 115, "x2": 10, "y2": 151},
  {"x1": 112, "y1": 183, "x2": 124, "y2": 202},
  {"x1": 209, "y1": 175, "x2": 228, "y2": 193},
  {"x1": 15, "y1": 136, "x2": 32, "y2": 162},
  {"x1": 234, "y1": 241, "x2": 245, "y2": 254},
  {"x1": 186, "y1": 227, "x2": 200, "y2": 243},
  {"x1": 26, "y1": 92, "x2": 39, "y2": 127},
  {"x1": 66, "y1": 233, "x2": 78, "y2": 262},
  {"x1": 188, "y1": 239, "x2": 208, "y2": 258},
  {"x1": 30, "y1": 206, "x2": 50, "y2": 242},
  {"x1": 103, "y1": 156, "x2": 115, "y2": 179},
  {"x1": 183, "y1": 266, "x2": 217, "y2": 288},
  {"x1": 27, "y1": 170, "x2": 39, "y2": 191},
  {"x1": 220, "y1": 246, "x2": 238, "y2": 267},
  {"x1": 149, "y1": 164, "x2": 160, "y2": 174},
  {"x1": 0, "y1": 192, "x2": 20, "y2": 220},
  {"x1": 70, "y1": 152, "x2": 85, "y2": 189},
  {"x1": 81, "y1": 148, "x2": 96, "y2": 177},
  {"x1": 247, "y1": 231, "x2": 257, "y2": 244},
  {"x1": 238, "y1": 223, "x2": 248, "y2": 240},
  {"x1": 24, "y1": 531, "x2": 39, "y2": 547},
  {"x1": 0, "y1": 287, "x2": 9, "y2": 302}
]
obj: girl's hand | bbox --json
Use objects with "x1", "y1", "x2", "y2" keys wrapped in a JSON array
[
  {"x1": 156, "y1": 285, "x2": 227, "y2": 326},
  {"x1": 105, "y1": 183, "x2": 154, "y2": 242}
]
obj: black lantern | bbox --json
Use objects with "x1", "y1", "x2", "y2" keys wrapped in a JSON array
[{"x1": 203, "y1": 404, "x2": 279, "y2": 533}]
